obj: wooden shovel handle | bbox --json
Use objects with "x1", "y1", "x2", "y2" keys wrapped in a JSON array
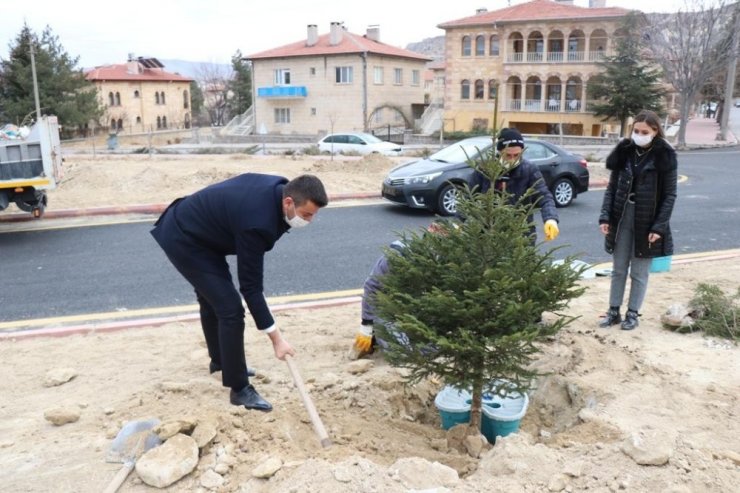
[
  {"x1": 285, "y1": 355, "x2": 332, "y2": 448},
  {"x1": 102, "y1": 462, "x2": 134, "y2": 493}
]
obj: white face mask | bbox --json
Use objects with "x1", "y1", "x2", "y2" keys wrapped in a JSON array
[
  {"x1": 632, "y1": 132, "x2": 654, "y2": 148},
  {"x1": 285, "y1": 203, "x2": 310, "y2": 229}
]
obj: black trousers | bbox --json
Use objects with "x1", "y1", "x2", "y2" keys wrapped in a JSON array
[{"x1": 165, "y1": 249, "x2": 250, "y2": 391}]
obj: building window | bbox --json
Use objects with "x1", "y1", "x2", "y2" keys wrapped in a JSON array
[
  {"x1": 393, "y1": 68, "x2": 402, "y2": 85},
  {"x1": 115, "y1": 92, "x2": 121, "y2": 105},
  {"x1": 134, "y1": 90, "x2": 140, "y2": 98},
  {"x1": 108, "y1": 92, "x2": 114, "y2": 106},
  {"x1": 155, "y1": 92, "x2": 160, "y2": 104},
  {"x1": 411, "y1": 70, "x2": 420, "y2": 86},
  {"x1": 110, "y1": 118, "x2": 116, "y2": 129},
  {"x1": 488, "y1": 80, "x2": 498, "y2": 99},
  {"x1": 489, "y1": 35, "x2": 500, "y2": 56},
  {"x1": 374, "y1": 109, "x2": 382, "y2": 123},
  {"x1": 374, "y1": 66, "x2": 384, "y2": 84},
  {"x1": 311, "y1": 107, "x2": 317, "y2": 116},
  {"x1": 156, "y1": 116, "x2": 161, "y2": 129},
  {"x1": 274, "y1": 108, "x2": 291, "y2": 123},
  {"x1": 183, "y1": 90, "x2": 189, "y2": 109},
  {"x1": 136, "y1": 116, "x2": 141, "y2": 124},
  {"x1": 117, "y1": 118, "x2": 123, "y2": 130},
  {"x1": 462, "y1": 36, "x2": 471, "y2": 56},
  {"x1": 309, "y1": 67, "x2": 316, "y2": 76},
  {"x1": 274, "y1": 68, "x2": 291, "y2": 85},
  {"x1": 335, "y1": 66, "x2": 353, "y2": 84},
  {"x1": 475, "y1": 35, "x2": 485, "y2": 56},
  {"x1": 461, "y1": 79, "x2": 470, "y2": 100},
  {"x1": 474, "y1": 79, "x2": 484, "y2": 99},
  {"x1": 160, "y1": 91, "x2": 166, "y2": 104},
  {"x1": 162, "y1": 116, "x2": 167, "y2": 128}
]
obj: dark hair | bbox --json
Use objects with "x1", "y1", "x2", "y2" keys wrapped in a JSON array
[
  {"x1": 633, "y1": 110, "x2": 665, "y2": 139},
  {"x1": 284, "y1": 174, "x2": 328, "y2": 207}
]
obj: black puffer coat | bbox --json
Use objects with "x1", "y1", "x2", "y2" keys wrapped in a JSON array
[{"x1": 599, "y1": 137, "x2": 677, "y2": 258}]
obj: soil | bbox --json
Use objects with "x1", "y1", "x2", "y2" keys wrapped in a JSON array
[{"x1": 0, "y1": 153, "x2": 737, "y2": 492}]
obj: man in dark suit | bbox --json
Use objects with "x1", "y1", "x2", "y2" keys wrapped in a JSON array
[{"x1": 151, "y1": 173, "x2": 328, "y2": 412}]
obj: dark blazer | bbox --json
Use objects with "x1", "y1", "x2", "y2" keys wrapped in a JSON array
[
  {"x1": 151, "y1": 173, "x2": 289, "y2": 329},
  {"x1": 473, "y1": 159, "x2": 559, "y2": 226},
  {"x1": 599, "y1": 137, "x2": 677, "y2": 258}
]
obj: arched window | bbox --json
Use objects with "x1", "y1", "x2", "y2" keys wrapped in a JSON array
[
  {"x1": 489, "y1": 35, "x2": 500, "y2": 56},
  {"x1": 475, "y1": 35, "x2": 485, "y2": 56},
  {"x1": 474, "y1": 79, "x2": 484, "y2": 99},
  {"x1": 183, "y1": 90, "x2": 189, "y2": 109},
  {"x1": 110, "y1": 118, "x2": 116, "y2": 130},
  {"x1": 461, "y1": 79, "x2": 471, "y2": 99},
  {"x1": 134, "y1": 90, "x2": 140, "y2": 98},
  {"x1": 115, "y1": 92, "x2": 121, "y2": 106},
  {"x1": 155, "y1": 92, "x2": 160, "y2": 104},
  {"x1": 461, "y1": 36, "x2": 471, "y2": 56},
  {"x1": 156, "y1": 116, "x2": 162, "y2": 129},
  {"x1": 160, "y1": 91, "x2": 166, "y2": 104},
  {"x1": 136, "y1": 116, "x2": 142, "y2": 124},
  {"x1": 185, "y1": 114, "x2": 191, "y2": 129},
  {"x1": 488, "y1": 80, "x2": 498, "y2": 99},
  {"x1": 162, "y1": 116, "x2": 167, "y2": 128},
  {"x1": 108, "y1": 92, "x2": 114, "y2": 106},
  {"x1": 117, "y1": 118, "x2": 123, "y2": 130}
]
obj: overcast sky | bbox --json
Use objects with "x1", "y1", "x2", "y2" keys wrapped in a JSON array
[{"x1": 1, "y1": 0, "x2": 685, "y2": 68}]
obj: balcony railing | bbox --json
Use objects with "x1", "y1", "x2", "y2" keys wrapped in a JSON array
[
  {"x1": 507, "y1": 51, "x2": 598, "y2": 63},
  {"x1": 257, "y1": 86, "x2": 308, "y2": 98},
  {"x1": 502, "y1": 98, "x2": 584, "y2": 113}
]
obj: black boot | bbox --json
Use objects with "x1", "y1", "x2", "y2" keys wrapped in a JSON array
[
  {"x1": 230, "y1": 384, "x2": 272, "y2": 412},
  {"x1": 621, "y1": 310, "x2": 640, "y2": 331},
  {"x1": 210, "y1": 361, "x2": 256, "y2": 377},
  {"x1": 599, "y1": 307, "x2": 621, "y2": 328}
]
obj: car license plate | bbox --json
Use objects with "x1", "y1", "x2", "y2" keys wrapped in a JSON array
[{"x1": 383, "y1": 184, "x2": 397, "y2": 197}]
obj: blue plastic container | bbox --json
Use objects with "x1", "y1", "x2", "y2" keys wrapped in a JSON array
[
  {"x1": 434, "y1": 386, "x2": 471, "y2": 430},
  {"x1": 480, "y1": 391, "x2": 529, "y2": 444},
  {"x1": 650, "y1": 256, "x2": 672, "y2": 273}
]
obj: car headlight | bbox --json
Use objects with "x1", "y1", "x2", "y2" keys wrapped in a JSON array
[{"x1": 405, "y1": 172, "x2": 442, "y2": 185}]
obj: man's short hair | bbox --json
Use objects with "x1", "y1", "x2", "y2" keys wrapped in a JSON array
[{"x1": 284, "y1": 174, "x2": 328, "y2": 207}]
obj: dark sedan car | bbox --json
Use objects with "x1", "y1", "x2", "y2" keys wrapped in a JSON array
[{"x1": 381, "y1": 136, "x2": 589, "y2": 215}]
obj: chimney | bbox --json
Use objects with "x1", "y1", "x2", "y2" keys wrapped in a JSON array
[
  {"x1": 307, "y1": 24, "x2": 318, "y2": 46},
  {"x1": 476, "y1": 8, "x2": 488, "y2": 14},
  {"x1": 589, "y1": 0, "x2": 606, "y2": 7},
  {"x1": 126, "y1": 53, "x2": 140, "y2": 74},
  {"x1": 366, "y1": 25, "x2": 380, "y2": 42},
  {"x1": 329, "y1": 21, "x2": 343, "y2": 45}
]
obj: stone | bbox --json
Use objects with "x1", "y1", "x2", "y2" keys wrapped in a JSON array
[
  {"x1": 214, "y1": 462, "x2": 230, "y2": 475},
  {"x1": 43, "y1": 406, "x2": 81, "y2": 426},
  {"x1": 252, "y1": 457, "x2": 283, "y2": 478},
  {"x1": 660, "y1": 303, "x2": 694, "y2": 328},
  {"x1": 332, "y1": 465, "x2": 353, "y2": 483},
  {"x1": 159, "y1": 381, "x2": 190, "y2": 393},
  {"x1": 620, "y1": 432, "x2": 674, "y2": 466},
  {"x1": 200, "y1": 469, "x2": 225, "y2": 489},
  {"x1": 43, "y1": 368, "x2": 78, "y2": 387},
  {"x1": 154, "y1": 420, "x2": 190, "y2": 440},
  {"x1": 347, "y1": 360, "x2": 374, "y2": 374},
  {"x1": 463, "y1": 433, "x2": 486, "y2": 458},
  {"x1": 548, "y1": 473, "x2": 569, "y2": 491},
  {"x1": 388, "y1": 457, "x2": 460, "y2": 490},
  {"x1": 713, "y1": 449, "x2": 740, "y2": 466},
  {"x1": 563, "y1": 460, "x2": 584, "y2": 477},
  {"x1": 192, "y1": 420, "x2": 218, "y2": 449},
  {"x1": 135, "y1": 433, "x2": 199, "y2": 488}
]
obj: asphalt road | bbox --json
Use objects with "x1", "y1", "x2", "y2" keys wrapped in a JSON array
[{"x1": 1, "y1": 146, "x2": 738, "y2": 325}]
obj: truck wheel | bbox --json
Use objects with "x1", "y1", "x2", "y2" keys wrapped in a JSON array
[{"x1": 15, "y1": 191, "x2": 47, "y2": 217}]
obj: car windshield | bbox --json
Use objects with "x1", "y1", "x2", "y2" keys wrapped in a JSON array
[
  {"x1": 430, "y1": 139, "x2": 493, "y2": 163},
  {"x1": 358, "y1": 134, "x2": 383, "y2": 144}
]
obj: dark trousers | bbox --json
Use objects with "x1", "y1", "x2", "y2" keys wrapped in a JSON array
[{"x1": 165, "y1": 250, "x2": 250, "y2": 391}]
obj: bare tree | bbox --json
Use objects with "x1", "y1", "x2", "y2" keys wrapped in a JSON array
[
  {"x1": 196, "y1": 62, "x2": 233, "y2": 126},
  {"x1": 645, "y1": 0, "x2": 735, "y2": 147}
]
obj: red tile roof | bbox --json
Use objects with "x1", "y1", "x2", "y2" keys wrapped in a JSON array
[
  {"x1": 85, "y1": 64, "x2": 192, "y2": 82},
  {"x1": 246, "y1": 30, "x2": 431, "y2": 61},
  {"x1": 439, "y1": 0, "x2": 630, "y2": 28}
]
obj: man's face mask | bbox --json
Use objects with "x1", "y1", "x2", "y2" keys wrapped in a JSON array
[
  {"x1": 501, "y1": 148, "x2": 523, "y2": 169},
  {"x1": 284, "y1": 200, "x2": 310, "y2": 228}
]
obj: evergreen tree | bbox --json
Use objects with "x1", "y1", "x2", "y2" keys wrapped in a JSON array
[
  {"x1": 0, "y1": 24, "x2": 102, "y2": 135},
  {"x1": 587, "y1": 12, "x2": 665, "y2": 136},
  {"x1": 226, "y1": 50, "x2": 252, "y2": 117},
  {"x1": 189, "y1": 80, "x2": 206, "y2": 125},
  {"x1": 374, "y1": 109, "x2": 585, "y2": 435}
]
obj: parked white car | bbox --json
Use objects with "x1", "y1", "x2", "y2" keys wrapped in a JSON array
[{"x1": 318, "y1": 132, "x2": 402, "y2": 156}]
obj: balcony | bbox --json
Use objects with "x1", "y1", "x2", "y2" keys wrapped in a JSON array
[
  {"x1": 257, "y1": 86, "x2": 308, "y2": 98},
  {"x1": 506, "y1": 51, "x2": 597, "y2": 63}
]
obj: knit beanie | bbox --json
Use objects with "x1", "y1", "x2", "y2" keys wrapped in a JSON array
[{"x1": 496, "y1": 128, "x2": 525, "y2": 151}]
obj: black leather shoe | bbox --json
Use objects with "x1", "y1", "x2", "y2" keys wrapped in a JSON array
[
  {"x1": 230, "y1": 384, "x2": 272, "y2": 412},
  {"x1": 599, "y1": 308, "x2": 621, "y2": 328},
  {"x1": 210, "y1": 361, "x2": 256, "y2": 377},
  {"x1": 621, "y1": 310, "x2": 640, "y2": 330}
]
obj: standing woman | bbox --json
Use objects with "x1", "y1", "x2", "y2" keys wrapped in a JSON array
[{"x1": 598, "y1": 110, "x2": 678, "y2": 330}]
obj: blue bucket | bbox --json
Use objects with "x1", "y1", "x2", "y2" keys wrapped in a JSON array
[
  {"x1": 434, "y1": 386, "x2": 471, "y2": 430},
  {"x1": 650, "y1": 256, "x2": 672, "y2": 273},
  {"x1": 480, "y1": 391, "x2": 529, "y2": 444}
]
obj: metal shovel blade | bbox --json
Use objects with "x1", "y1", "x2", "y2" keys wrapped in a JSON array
[{"x1": 106, "y1": 418, "x2": 162, "y2": 464}]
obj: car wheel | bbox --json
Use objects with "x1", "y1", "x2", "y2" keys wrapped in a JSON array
[
  {"x1": 436, "y1": 184, "x2": 458, "y2": 216},
  {"x1": 551, "y1": 178, "x2": 574, "y2": 208}
]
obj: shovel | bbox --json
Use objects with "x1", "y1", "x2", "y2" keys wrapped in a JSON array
[
  {"x1": 103, "y1": 418, "x2": 162, "y2": 493},
  {"x1": 285, "y1": 355, "x2": 332, "y2": 448}
]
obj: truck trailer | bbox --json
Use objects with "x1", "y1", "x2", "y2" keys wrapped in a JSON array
[{"x1": 0, "y1": 116, "x2": 63, "y2": 218}]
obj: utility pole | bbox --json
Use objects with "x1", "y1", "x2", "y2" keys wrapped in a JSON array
[
  {"x1": 29, "y1": 44, "x2": 42, "y2": 122},
  {"x1": 719, "y1": 4, "x2": 739, "y2": 141}
]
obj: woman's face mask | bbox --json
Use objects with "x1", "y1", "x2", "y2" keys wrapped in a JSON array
[{"x1": 632, "y1": 123, "x2": 656, "y2": 147}]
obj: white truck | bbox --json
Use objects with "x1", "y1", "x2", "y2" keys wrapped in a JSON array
[{"x1": 0, "y1": 116, "x2": 63, "y2": 218}]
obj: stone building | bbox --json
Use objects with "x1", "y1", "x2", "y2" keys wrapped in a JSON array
[
  {"x1": 438, "y1": 0, "x2": 631, "y2": 136},
  {"x1": 245, "y1": 23, "x2": 430, "y2": 136},
  {"x1": 85, "y1": 56, "x2": 193, "y2": 133}
]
